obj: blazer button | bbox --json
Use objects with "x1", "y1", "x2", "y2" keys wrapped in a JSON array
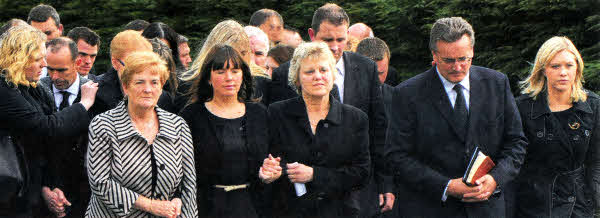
[
  {"x1": 160, "y1": 164, "x2": 165, "y2": 170},
  {"x1": 324, "y1": 123, "x2": 329, "y2": 128},
  {"x1": 568, "y1": 196, "x2": 575, "y2": 202},
  {"x1": 536, "y1": 131, "x2": 544, "y2": 138}
]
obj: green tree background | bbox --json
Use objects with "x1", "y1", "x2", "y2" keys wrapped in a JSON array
[{"x1": 1, "y1": 0, "x2": 599, "y2": 94}]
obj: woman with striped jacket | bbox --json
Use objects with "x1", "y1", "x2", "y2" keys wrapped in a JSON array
[{"x1": 86, "y1": 51, "x2": 197, "y2": 217}]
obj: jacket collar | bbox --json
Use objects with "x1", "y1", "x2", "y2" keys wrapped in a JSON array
[
  {"x1": 113, "y1": 100, "x2": 178, "y2": 142},
  {"x1": 530, "y1": 90, "x2": 593, "y2": 119},
  {"x1": 284, "y1": 94, "x2": 342, "y2": 125}
]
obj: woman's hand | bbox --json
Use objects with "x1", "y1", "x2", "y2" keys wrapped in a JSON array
[
  {"x1": 41, "y1": 186, "x2": 71, "y2": 217},
  {"x1": 79, "y1": 81, "x2": 99, "y2": 110},
  {"x1": 166, "y1": 198, "x2": 182, "y2": 218},
  {"x1": 135, "y1": 196, "x2": 177, "y2": 217},
  {"x1": 286, "y1": 162, "x2": 313, "y2": 183},
  {"x1": 259, "y1": 154, "x2": 282, "y2": 184},
  {"x1": 149, "y1": 199, "x2": 177, "y2": 217}
]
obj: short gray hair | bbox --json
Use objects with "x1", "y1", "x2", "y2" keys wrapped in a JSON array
[
  {"x1": 244, "y1": 26, "x2": 270, "y2": 50},
  {"x1": 288, "y1": 42, "x2": 336, "y2": 94},
  {"x1": 429, "y1": 17, "x2": 474, "y2": 52}
]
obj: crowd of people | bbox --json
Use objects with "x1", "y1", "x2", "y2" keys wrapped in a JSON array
[{"x1": 0, "y1": 2, "x2": 598, "y2": 218}]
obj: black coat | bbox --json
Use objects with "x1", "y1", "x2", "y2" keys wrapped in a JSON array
[
  {"x1": 515, "y1": 91, "x2": 600, "y2": 217},
  {"x1": 38, "y1": 76, "x2": 91, "y2": 217},
  {"x1": 269, "y1": 52, "x2": 389, "y2": 216},
  {"x1": 0, "y1": 76, "x2": 90, "y2": 216},
  {"x1": 385, "y1": 66, "x2": 528, "y2": 217},
  {"x1": 267, "y1": 96, "x2": 371, "y2": 217},
  {"x1": 179, "y1": 101, "x2": 269, "y2": 217},
  {"x1": 89, "y1": 68, "x2": 174, "y2": 117}
]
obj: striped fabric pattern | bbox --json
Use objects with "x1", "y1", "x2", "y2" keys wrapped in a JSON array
[{"x1": 86, "y1": 101, "x2": 197, "y2": 217}]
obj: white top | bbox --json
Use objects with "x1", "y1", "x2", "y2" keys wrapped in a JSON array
[
  {"x1": 52, "y1": 76, "x2": 80, "y2": 111},
  {"x1": 334, "y1": 57, "x2": 345, "y2": 103},
  {"x1": 436, "y1": 67, "x2": 470, "y2": 111}
]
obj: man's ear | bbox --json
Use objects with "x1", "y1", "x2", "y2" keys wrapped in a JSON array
[
  {"x1": 58, "y1": 24, "x2": 64, "y2": 36},
  {"x1": 308, "y1": 28, "x2": 316, "y2": 42}
]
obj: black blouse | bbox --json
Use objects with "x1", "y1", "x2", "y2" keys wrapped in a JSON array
[{"x1": 209, "y1": 113, "x2": 249, "y2": 185}]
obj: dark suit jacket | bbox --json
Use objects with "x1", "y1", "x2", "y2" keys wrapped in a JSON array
[
  {"x1": 267, "y1": 96, "x2": 371, "y2": 217},
  {"x1": 179, "y1": 102, "x2": 269, "y2": 217},
  {"x1": 39, "y1": 75, "x2": 89, "y2": 112},
  {"x1": 382, "y1": 83, "x2": 394, "y2": 120},
  {"x1": 38, "y1": 76, "x2": 91, "y2": 216},
  {"x1": 385, "y1": 65, "x2": 528, "y2": 217},
  {"x1": 89, "y1": 68, "x2": 175, "y2": 118},
  {"x1": 86, "y1": 73, "x2": 98, "y2": 82}
]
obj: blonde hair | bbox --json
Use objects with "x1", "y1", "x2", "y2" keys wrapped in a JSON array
[
  {"x1": 288, "y1": 42, "x2": 336, "y2": 94},
  {"x1": 183, "y1": 20, "x2": 250, "y2": 80},
  {"x1": 520, "y1": 36, "x2": 586, "y2": 102},
  {"x1": 0, "y1": 25, "x2": 46, "y2": 88},
  {"x1": 110, "y1": 30, "x2": 152, "y2": 59},
  {"x1": 120, "y1": 51, "x2": 169, "y2": 88}
]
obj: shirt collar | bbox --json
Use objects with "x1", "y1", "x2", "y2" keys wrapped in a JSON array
[
  {"x1": 336, "y1": 56, "x2": 345, "y2": 76},
  {"x1": 52, "y1": 75, "x2": 80, "y2": 96},
  {"x1": 436, "y1": 67, "x2": 470, "y2": 93}
]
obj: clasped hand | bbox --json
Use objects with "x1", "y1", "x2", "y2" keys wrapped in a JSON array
[
  {"x1": 447, "y1": 174, "x2": 497, "y2": 202},
  {"x1": 259, "y1": 154, "x2": 314, "y2": 184},
  {"x1": 259, "y1": 154, "x2": 282, "y2": 183},
  {"x1": 42, "y1": 186, "x2": 71, "y2": 217},
  {"x1": 149, "y1": 198, "x2": 182, "y2": 218}
]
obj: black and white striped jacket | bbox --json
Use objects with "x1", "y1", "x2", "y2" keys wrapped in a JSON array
[{"x1": 86, "y1": 101, "x2": 197, "y2": 217}]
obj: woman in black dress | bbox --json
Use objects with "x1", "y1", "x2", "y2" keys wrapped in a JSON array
[
  {"x1": 516, "y1": 36, "x2": 599, "y2": 217},
  {"x1": 260, "y1": 42, "x2": 371, "y2": 217},
  {"x1": 179, "y1": 44, "x2": 269, "y2": 218}
]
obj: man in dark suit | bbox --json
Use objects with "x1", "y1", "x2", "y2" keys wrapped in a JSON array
[
  {"x1": 67, "y1": 27, "x2": 100, "y2": 81},
  {"x1": 386, "y1": 17, "x2": 528, "y2": 217},
  {"x1": 356, "y1": 37, "x2": 395, "y2": 120},
  {"x1": 268, "y1": 3, "x2": 391, "y2": 217},
  {"x1": 38, "y1": 37, "x2": 91, "y2": 218}
]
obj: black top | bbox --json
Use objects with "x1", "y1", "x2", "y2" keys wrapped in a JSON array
[
  {"x1": 552, "y1": 107, "x2": 581, "y2": 169},
  {"x1": 209, "y1": 113, "x2": 249, "y2": 185},
  {"x1": 179, "y1": 102, "x2": 270, "y2": 217},
  {"x1": 268, "y1": 96, "x2": 371, "y2": 217}
]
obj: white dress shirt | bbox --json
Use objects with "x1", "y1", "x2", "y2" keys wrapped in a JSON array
[
  {"x1": 436, "y1": 67, "x2": 470, "y2": 201},
  {"x1": 334, "y1": 57, "x2": 345, "y2": 103},
  {"x1": 52, "y1": 76, "x2": 80, "y2": 111}
]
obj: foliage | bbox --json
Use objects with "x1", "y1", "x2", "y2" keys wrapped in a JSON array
[{"x1": 1, "y1": 0, "x2": 598, "y2": 94}]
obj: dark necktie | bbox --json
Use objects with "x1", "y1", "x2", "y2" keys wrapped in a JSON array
[
  {"x1": 453, "y1": 84, "x2": 468, "y2": 134},
  {"x1": 59, "y1": 91, "x2": 70, "y2": 111},
  {"x1": 331, "y1": 84, "x2": 341, "y2": 102}
]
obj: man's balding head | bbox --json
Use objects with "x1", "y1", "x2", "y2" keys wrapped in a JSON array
[{"x1": 349, "y1": 23, "x2": 373, "y2": 41}]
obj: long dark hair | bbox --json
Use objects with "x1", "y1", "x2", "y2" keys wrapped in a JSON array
[
  {"x1": 187, "y1": 44, "x2": 253, "y2": 105},
  {"x1": 141, "y1": 22, "x2": 183, "y2": 70}
]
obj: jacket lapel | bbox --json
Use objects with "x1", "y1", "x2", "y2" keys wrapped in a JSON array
[
  {"x1": 342, "y1": 52, "x2": 357, "y2": 106},
  {"x1": 465, "y1": 70, "x2": 482, "y2": 149},
  {"x1": 425, "y1": 67, "x2": 465, "y2": 142}
]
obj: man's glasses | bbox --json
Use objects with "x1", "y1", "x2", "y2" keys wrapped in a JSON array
[
  {"x1": 118, "y1": 59, "x2": 125, "y2": 66},
  {"x1": 439, "y1": 56, "x2": 473, "y2": 65}
]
